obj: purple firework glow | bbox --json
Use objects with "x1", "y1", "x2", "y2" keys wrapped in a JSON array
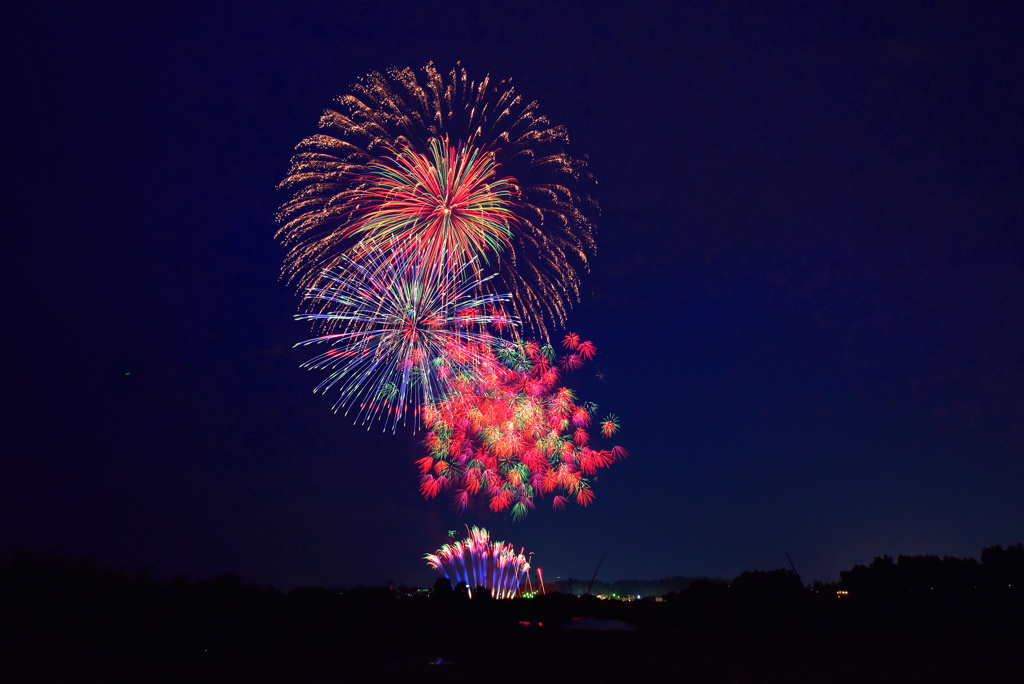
[{"x1": 424, "y1": 527, "x2": 542, "y2": 598}]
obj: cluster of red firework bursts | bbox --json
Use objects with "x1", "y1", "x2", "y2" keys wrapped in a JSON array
[{"x1": 418, "y1": 333, "x2": 626, "y2": 520}]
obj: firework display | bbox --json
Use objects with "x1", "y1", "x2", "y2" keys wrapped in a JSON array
[
  {"x1": 295, "y1": 246, "x2": 517, "y2": 432},
  {"x1": 425, "y1": 526, "x2": 540, "y2": 598},
  {"x1": 339, "y1": 137, "x2": 518, "y2": 276},
  {"x1": 281, "y1": 63, "x2": 624, "y2": 524},
  {"x1": 277, "y1": 62, "x2": 597, "y2": 337},
  {"x1": 418, "y1": 334, "x2": 626, "y2": 520}
]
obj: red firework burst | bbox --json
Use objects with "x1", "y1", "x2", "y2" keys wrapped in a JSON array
[
  {"x1": 418, "y1": 333, "x2": 625, "y2": 519},
  {"x1": 350, "y1": 137, "x2": 518, "y2": 274}
]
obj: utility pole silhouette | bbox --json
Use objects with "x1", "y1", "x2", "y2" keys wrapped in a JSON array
[{"x1": 586, "y1": 550, "x2": 609, "y2": 596}]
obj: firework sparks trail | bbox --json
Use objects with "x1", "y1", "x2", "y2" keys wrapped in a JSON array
[
  {"x1": 348, "y1": 137, "x2": 518, "y2": 276},
  {"x1": 295, "y1": 246, "x2": 518, "y2": 432}
]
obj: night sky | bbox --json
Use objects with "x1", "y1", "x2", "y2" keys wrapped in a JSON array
[{"x1": 4, "y1": 1, "x2": 1023, "y2": 591}]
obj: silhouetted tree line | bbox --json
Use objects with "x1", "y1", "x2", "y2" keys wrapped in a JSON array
[
  {"x1": 838, "y1": 543, "x2": 1024, "y2": 596},
  {"x1": 730, "y1": 567, "x2": 803, "y2": 596},
  {"x1": 552, "y1": 575, "x2": 696, "y2": 597},
  {"x1": 0, "y1": 550, "x2": 421, "y2": 682},
  {"x1": 2, "y1": 544, "x2": 1022, "y2": 682}
]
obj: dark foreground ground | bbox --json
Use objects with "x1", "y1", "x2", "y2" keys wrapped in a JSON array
[{"x1": 2, "y1": 554, "x2": 1022, "y2": 683}]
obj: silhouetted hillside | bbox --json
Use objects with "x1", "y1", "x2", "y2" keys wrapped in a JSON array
[
  {"x1": 549, "y1": 575, "x2": 700, "y2": 597},
  {"x1": 2, "y1": 545, "x2": 1022, "y2": 682}
]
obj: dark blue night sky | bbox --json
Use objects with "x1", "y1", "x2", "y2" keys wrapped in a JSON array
[{"x1": 4, "y1": 1, "x2": 1022, "y2": 590}]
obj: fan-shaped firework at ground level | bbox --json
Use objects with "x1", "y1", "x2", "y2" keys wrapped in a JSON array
[
  {"x1": 276, "y1": 61, "x2": 597, "y2": 338},
  {"x1": 425, "y1": 527, "x2": 542, "y2": 598},
  {"x1": 418, "y1": 333, "x2": 625, "y2": 520}
]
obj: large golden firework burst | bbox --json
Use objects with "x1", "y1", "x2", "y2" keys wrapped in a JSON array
[{"x1": 276, "y1": 62, "x2": 597, "y2": 339}]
